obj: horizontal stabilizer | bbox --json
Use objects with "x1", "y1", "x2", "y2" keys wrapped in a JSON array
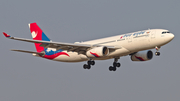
[
  {"x1": 3, "y1": 32, "x2": 11, "y2": 37},
  {"x1": 11, "y1": 49, "x2": 45, "y2": 56}
]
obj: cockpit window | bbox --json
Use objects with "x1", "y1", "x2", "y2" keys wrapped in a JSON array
[
  {"x1": 162, "y1": 32, "x2": 166, "y2": 34},
  {"x1": 162, "y1": 31, "x2": 170, "y2": 34}
]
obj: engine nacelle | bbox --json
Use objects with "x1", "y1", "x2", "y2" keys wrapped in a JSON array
[
  {"x1": 131, "y1": 50, "x2": 153, "y2": 61},
  {"x1": 86, "y1": 46, "x2": 109, "y2": 58}
]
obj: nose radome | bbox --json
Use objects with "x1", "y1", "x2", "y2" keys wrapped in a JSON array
[{"x1": 169, "y1": 34, "x2": 175, "y2": 39}]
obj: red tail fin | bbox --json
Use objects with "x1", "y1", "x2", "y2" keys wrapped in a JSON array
[{"x1": 29, "y1": 22, "x2": 50, "y2": 52}]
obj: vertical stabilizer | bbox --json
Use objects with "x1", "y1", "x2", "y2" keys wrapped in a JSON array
[{"x1": 29, "y1": 22, "x2": 50, "y2": 52}]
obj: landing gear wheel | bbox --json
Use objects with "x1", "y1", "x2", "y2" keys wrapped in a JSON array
[
  {"x1": 87, "y1": 65, "x2": 91, "y2": 69},
  {"x1": 109, "y1": 66, "x2": 113, "y2": 71},
  {"x1": 155, "y1": 52, "x2": 160, "y2": 56},
  {"x1": 87, "y1": 61, "x2": 92, "y2": 65},
  {"x1": 84, "y1": 60, "x2": 94, "y2": 70},
  {"x1": 109, "y1": 66, "x2": 116, "y2": 71},
  {"x1": 83, "y1": 64, "x2": 88, "y2": 69},
  {"x1": 109, "y1": 58, "x2": 120, "y2": 71},
  {"x1": 113, "y1": 62, "x2": 121, "y2": 68},
  {"x1": 116, "y1": 63, "x2": 121, "y2": 67},
  {"x1": 91, "y1": 61, "x2": 95, "y2": 66},
  {"x1": 113, "y1": 62, "x2": 117, "y2": 67},
  {"x1": 87, "y1": 60, "x2": 95, "y2": 66},
  {"x1": 155, "y1": 46, "x2": 161, "y2": 56},
  {"x1": 112, "y1": 67, "x2": 116, "y2": 71}
]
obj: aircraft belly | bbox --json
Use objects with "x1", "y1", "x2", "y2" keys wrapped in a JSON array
[
  {"x1": 53, "y1": 52, "x2": 88, "y2": 62},
  {"x1": 108, "y1": 47, "x2": 130, "y2": 57}
]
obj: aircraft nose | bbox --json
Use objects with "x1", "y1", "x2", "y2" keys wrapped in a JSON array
[
  {"x1": 163, "y1": 33, "x2": 174, "y2": 44},
  {"x1": 169, "y1": 33, "x2": 175, "y2": 40},
  {"x1": 166, "y1": 33, "x2": 174, "y2": 43}
]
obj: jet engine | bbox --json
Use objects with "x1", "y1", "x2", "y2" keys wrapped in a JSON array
[
  {"x1": 131, "y1": 50, "x2": 153, "y2": 61},
  {"x1": 86, "y1": 46, "x2": 109, "y2": 58}
]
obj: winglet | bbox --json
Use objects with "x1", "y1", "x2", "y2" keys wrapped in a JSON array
[{"x1": 3, "y1": 32, "x2": 11, "y2": 38}]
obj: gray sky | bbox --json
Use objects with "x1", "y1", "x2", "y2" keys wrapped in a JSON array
[{"x1": 0, "y1": 0, "x2": 180, "y2": 101}]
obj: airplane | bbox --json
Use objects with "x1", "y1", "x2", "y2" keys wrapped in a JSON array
[{"x1": 3, "y1": 22, "x2": 174, "y2": 71}]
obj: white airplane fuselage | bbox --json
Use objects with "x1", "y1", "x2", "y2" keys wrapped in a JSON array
[
  {"x1": 3, "y1": 23, "x2": 175, "y2": 71},
  {"x1": 49, "y1": 29, "x2": 174, "y2": 62}
]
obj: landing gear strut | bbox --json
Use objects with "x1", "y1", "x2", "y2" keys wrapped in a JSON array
[
  {"x1": 109, "y1": 58, "x2": 121, "y2": 71},
  {"x1": 83, "y1": 60, "x2": 95, "y2": 69},
  {"x1": 155, "y1": 46, "x2": 160, "y2": 56}
]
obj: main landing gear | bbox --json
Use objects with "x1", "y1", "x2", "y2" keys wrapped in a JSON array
[
  {"x1": 155, "y1": 46, "x2": 160, "y2": 56},
  {"x1": 83, "y1": 58, "x2": 121, "y2": 71},
  {"x1": 83, "y1": 60, "x2": 95, "y2": 69},
  {"x1": 109, "y1": 58, "x2": 121, "y2": 71}
]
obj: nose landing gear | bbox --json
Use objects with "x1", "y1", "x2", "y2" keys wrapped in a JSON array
[
  {"x1": 155, "y1": 46, "x2": 161, "y2": 56},
  {"x1": 155, "y1": 52, "x2": 160, "y2": 56}
]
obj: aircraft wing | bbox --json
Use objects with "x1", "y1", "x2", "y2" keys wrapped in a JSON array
[{"x1": 3, "y1": 32, "x2": 118, "y2": 52}]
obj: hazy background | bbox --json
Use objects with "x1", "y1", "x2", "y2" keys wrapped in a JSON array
[{"x1": 0, "y1": 0, "x2": 180, "y2": 101}]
